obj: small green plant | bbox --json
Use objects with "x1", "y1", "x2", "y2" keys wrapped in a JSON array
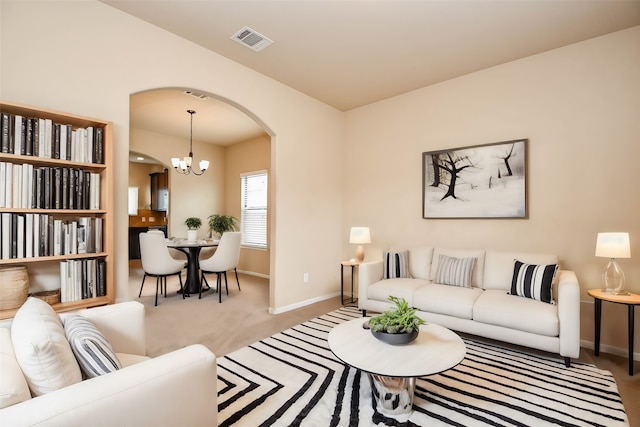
[
  {"x1": 184, "y1": 217, "x2": 202, "y2": 230},
  {"x1": 368, "y1": 296, "x2": 425, "y2": 334},
  {"x1": 207, "y1": 214, "x2": 238, "y2": 236}
]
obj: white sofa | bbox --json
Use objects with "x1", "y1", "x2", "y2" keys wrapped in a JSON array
[
  {"x1": 0, "y1": 300, "x2": 217, "y2": 426},
  {"x1": 358, "y1": 247, "x2": 580, "y2": 366}
]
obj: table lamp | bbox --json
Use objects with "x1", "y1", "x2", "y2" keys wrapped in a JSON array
[
  {"x1": 595, "y1": 232, "x2": 631, "y2": 295},
  {"x1": 349, "y1": 227, "x2": 371, "y2": 263}
]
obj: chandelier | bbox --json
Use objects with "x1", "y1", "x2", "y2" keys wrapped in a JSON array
[{"x1": 171, "y1": 109, "x2": 209, "y2": 175}]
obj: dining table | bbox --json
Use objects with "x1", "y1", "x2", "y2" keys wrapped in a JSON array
[{"x1": 165, "y1": 239, "x2": 218, "y2": 295}]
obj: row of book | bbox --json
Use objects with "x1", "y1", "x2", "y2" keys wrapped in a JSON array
[
  {"x1": 0, "y1": 213, "x2": 102, "y2": 260},
  {"x1": 60, "y1": 258, "x2": 107, "y2": 303},
  {"x1": 1, "y1": 112, "x2": 104, "y2": 164},
  {"x1": 0, "y1": 162, "x2": 100, "y2": 210}
]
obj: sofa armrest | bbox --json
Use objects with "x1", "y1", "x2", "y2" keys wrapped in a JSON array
[
  {"x1": 556, "y1": 270, "x2": 581, "y2": 358},
  {"x1": 64, "y1": 301, "x2": 146, "y2": 356},
  {"x1": 358, "y1": 260, "x2": 383, "y2": 309},
  {"x1": 0, "y1": 344, "x2": 217, "y2": 426}
]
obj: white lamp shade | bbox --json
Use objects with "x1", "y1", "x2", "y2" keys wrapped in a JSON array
[
  {"x1": 595, "y1": 232, "x2": 631, "y2": 258},
  {"x1": 171, "y1": 157, "x2": 180, "y2": 168},
  {"x1": 199, "y1": 160, "x2": 210, "y2": 171},
  {"x1": 349, "y1": 227, "x2": 371, "y2": 244}
]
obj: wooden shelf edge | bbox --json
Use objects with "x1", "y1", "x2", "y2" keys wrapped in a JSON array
[
  {"x1": 0, "y1": 296, "x2": 113, "y2": 320},
  {"x1": 0, "y1": 253, "x2": 108, "y2": 265}
]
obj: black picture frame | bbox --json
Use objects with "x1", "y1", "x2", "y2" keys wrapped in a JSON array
[{"x1": 422, "y1": 139, "x2": 528, "y2": 219}]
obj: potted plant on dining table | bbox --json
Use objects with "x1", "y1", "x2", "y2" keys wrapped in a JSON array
[
  {"x1": 207, "y1": 214, "x2": 238, "y2": 239},
  {"x1": 184, "y1": 217, "x2": 202, "y2": 242}
]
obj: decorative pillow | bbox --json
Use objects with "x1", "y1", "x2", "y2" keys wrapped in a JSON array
[
  {"x1": 0, "y1": 328, "x2": 31, "y2": 409},
  {"x1": 64, "y1": 315, "x2": 121, "y2": 378},
  {"x1": 10, "y1": 297, "x2": 82, "y2": 396},
  {"x1": 510, "y1": 260, "x2": 558, "y2": 304},
  {"x1": 434, "y1": 254, "x2": 476, "y2": 288},
  {"x1": 383, "y1": 251, "x2": 410, "y2": 279}
]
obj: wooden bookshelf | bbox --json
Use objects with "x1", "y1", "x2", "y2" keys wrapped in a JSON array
[{"x1": 0, "y1": 101, "x2": 114, "y2": 319}]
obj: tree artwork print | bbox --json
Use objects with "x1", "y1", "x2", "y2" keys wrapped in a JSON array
[{"x1": 422, "y1": 139, "x2": 527, "y2": 218}]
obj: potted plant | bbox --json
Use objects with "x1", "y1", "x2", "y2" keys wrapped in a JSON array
[
  {"x1": 367, "y1": 296, "x2": 425, "y2": 345},
  {"x1": 184, "y1": 217, "x2": 202, "y2": 242},
  {"x1": 207, "y1": 214, "x2": 238, "y2": 238}
]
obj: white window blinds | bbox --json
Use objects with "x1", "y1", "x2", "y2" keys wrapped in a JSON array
[{"x1": 241, "y1": 171, "x2": 268, "y2": 249}]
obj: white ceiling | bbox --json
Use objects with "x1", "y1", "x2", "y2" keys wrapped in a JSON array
[{"x1": 114, "y1": 0, "x2": 640, "y2": 153}]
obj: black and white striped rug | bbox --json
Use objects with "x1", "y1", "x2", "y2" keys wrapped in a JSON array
[{"x1": 217, "y1": 307, "x2": 629, "y2": 426}]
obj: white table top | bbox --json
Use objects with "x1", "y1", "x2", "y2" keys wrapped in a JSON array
[
  {"x1": 165, "y1": 239, "x2": 219, "y2": 248},
  {"x1": 328, "y1": 318, "x2": 466, "y2": 378}
]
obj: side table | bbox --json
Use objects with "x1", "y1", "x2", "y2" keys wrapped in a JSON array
[
  {"x1": 587, "y1": 289, "x2": 640, "y2": 376},
  {"x1": 340, "y1": 261, "x2": 360, "y2": 306}
]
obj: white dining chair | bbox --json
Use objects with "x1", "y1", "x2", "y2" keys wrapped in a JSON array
[
  {"x1": 198, "y1": 232, "x2": 241, "y2": 302},
  {"x1": 138, "y1": 231, "x2": 186, "y2": 306}
]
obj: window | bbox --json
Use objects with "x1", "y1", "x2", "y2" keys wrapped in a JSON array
[{"x1": 241, "y1": 170, "x2": 268, "y2": 249}]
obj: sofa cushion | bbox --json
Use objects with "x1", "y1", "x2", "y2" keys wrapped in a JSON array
[
  {"x1": 509, "y1": 260, "x2": 558, "y2": 304},
  {"x1": 483, "y1": 251, "x2": 559, "y2": 291},
  {"x1": 473, "y1": 290, "x2": 559, "y2": 337},
  {"x1": 434, "y1": 254, "x2": 476, "y2": 288},
  {"x1": 407, "y1": 246, "x2": 434, "y2": 280},
  {"x1": 383, "y1": 251, "x2": 410, "y2": 279},
  {"x1": 64, "y1": 315, "x2": 122, "y2": 378},
  {"x1": 368, "y1": 278, "x2": 429, "y2": 306},
  {"x1": 0, "y1": 328, "x2": 31, "y2": 409},
  {"x1": 413, "y1": 284, "x2": 483, "y2": 319},
  {"x1": 431, "y1": 248, "x2": 485, "y2": 288},
  {"x1": 10, "y1": 297, "x2": 82, "y2": 396}
]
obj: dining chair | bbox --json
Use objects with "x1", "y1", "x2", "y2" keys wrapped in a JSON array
[
  {"x1": 138, "y1": 231, "x2": 186, "y2": 306},
  {"x1": 198, "y1": 232, "x2": 242, "y2": 302}
]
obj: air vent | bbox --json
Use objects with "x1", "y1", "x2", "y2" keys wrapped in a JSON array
[
  {"x1": 182, "y1": 90, "x2": 208, "y2": 100},
  {"x1": 231, "y1": 26, "x2": 273, "y2": 52}
]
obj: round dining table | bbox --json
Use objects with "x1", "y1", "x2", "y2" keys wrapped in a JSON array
[{"x1": 165, "y1": 239, "x2": 218, "y2": 295}]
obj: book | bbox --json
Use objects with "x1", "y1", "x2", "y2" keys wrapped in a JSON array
[
  {"x1": 16, "y1": 214, "x2": 24, "y2": 259},
  {"x1": 12, "y1": 115, "x2": 23, "y2": 155},
  {"x1": 97, "y1": 258, "x2": 106, "y2": 297},
  {"x1": 12, "y1": 164, "x2": 21, "y2": 208},
  {"x1": 94, "y1": 217, "x2": 102, "y2": 253},
  {"x1": 4, "y1": 162, "x2": 12, "y2": 208},
  {"x1": 1, "y1": 113, "x2": 11, "y2": 153},
  {"x1": 95, "y1": 127, "x2": 104, "y2": 164},
  {"x1": 1, "y1": 213, "x2": 11, "y2": 259},
  {"x1": 32, "y1": 213, "x2": 40, "y2": 257},
  {"x1": 25, "y1": 117, "x2": 34, "y2": 156},
  {"x1": 0, "y1": 162, "x2": 5, "y2": 208},
  {"x1": 52, "y1": 123, "x2": 60, "y2": 159},
  {"x1": 53, "y1": 219, "x2": 62, "y2": 256},
  {"x1": 43, "y1": 119, "x2": 52, "y2": 158},
  {"x1": 59, "y1": 123, "x2": 67, "y2": 161},
  {"x1": 25, "y1": 214, "x2": 33, "y2": 258}
]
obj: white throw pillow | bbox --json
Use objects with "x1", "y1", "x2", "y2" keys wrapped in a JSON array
[
  {"x1": 434, "y1": 254, "x2": 476, "y2": 288},
  {"x1": 10, "y1": 297, "x2": 82, "y2": 396},
  {"x1": 0, "y1": 328, "x2": 31, "y2": 408}
]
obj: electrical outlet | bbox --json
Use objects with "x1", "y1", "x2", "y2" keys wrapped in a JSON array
[
  {"x1": 303, "y1": 273, "x2": 309, "y2": 283},
  {"x1": 141, "y1": 217, "x2": 146, "y2": 222},
  {"x1": 149, "y1": 217, "x2": 156, "y2": 222}
]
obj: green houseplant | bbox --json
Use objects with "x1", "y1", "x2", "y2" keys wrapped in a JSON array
[
  {"x1": 184, "y1": 217, "x2": 202, "y2": 242},
  {"x1": 207, "y1": 214, "x2": 238, "y2": 237},
  {"x1": 368, "y1": 296, "x2": 425, "y2": 344}
]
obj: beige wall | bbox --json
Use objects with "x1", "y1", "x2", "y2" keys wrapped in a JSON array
[
  {"x1": 1, "y1": 1, "x2": 345, "y2": 310},
  {"x1": 343, "y1": 26, "x2": 640, "y2": 355},
  {"x1": 225, "y1": 135, "x2": 271, "y2": 277}
]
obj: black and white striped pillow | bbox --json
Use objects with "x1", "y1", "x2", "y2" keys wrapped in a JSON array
[
  {"x1": 383, "y1": 251, "x2": 410, "y2": 279},
  {"x1": 435, "y1": 254, "x2": 476, "y2": 287},
  {"x1": 510, "y1": 260, "x2": 558, "y2": 304},
  {"x1": 64, "y1": 315, "x2": 121, "y2": 378}
]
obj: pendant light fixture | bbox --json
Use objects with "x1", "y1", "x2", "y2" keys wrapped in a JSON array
[{"x1": 171, "y1": 109, "x2": 209, "y2": 175}]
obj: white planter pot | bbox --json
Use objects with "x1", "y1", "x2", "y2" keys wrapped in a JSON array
[{"x1": 187, "y1": 230, "x2": 198, "y2": 242}]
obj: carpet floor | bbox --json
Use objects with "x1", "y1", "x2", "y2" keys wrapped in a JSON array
[{"x1": 217, "y1": 307, "x2": 629, "y2": 427}]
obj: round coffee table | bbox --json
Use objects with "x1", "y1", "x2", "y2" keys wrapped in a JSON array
[{"x1": 328, "y1": 318, "x2": 466, "y2": 422}]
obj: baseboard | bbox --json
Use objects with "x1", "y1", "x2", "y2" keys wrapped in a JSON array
[
  {"x1": 269, "y1": 291, "x2": 341, "y2": 314},
  {"x1": 580, "y1": 339, "x2": 640, "y2": 361},
  {"x1": 236, "y1": 269, "x2": 269, "y2": 280}
]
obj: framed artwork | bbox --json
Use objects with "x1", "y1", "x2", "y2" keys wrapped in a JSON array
[{"x1": 422, "y1": 139, "x2": 527, "y2": 219}]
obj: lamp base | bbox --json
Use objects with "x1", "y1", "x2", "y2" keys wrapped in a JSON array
[
  {"x1": 603, "y1": 258, "x2": 626, "y2": 295},
  {"x1": 355, "y1": 245, "x2": 365, "y2": 263}
]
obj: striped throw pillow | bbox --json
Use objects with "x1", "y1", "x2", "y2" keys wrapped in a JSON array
[
  {"x1": 383, "y1": 251, "x2": 410, "y2": 279},
  {"x1": 510, "y1": 260, "x2": 558, "y2": 304},
  {"x1": 434, "y1": 254, "x2": 476, "y2": 287},
  {"x1": 64, "y1": 315, "x2": 121, "y2": 378}
]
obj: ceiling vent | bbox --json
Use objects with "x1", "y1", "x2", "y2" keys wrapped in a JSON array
[
  {"x1": 182, "y1": 90, "x2": 208, "y2": 100},
  {"x1": 231, "y1": 26, "x2": 273, "y2": 52}
]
